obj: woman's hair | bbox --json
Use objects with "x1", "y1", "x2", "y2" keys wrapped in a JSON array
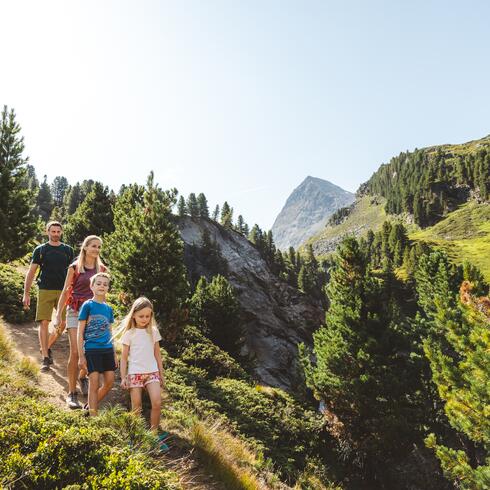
[
  {"x1": 76, "y1": 235, "x2": 105, "y2": 273},
  {"x1": 113, "y1": 296, "x2": 156, "y2": 340}
]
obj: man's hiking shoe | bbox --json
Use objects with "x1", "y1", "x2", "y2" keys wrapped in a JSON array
[
  {"x1": 66, "y1": 392, "x2": 81, "y2": 409},
  {"x1": 79, "y1": 376, "x2": 89, "y2": 396},
  {"x1": 41, "y1": 357, "x2": 50, "y2": 372},
  {"x1": 82, "y1": 402, "x2": 90, "y2": 417},
  {"x1": 39, "y1": 348, "x2": 53, "y2": 365}
]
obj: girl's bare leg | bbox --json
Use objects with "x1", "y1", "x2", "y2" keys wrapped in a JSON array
[
  {"x1": 146, "y1": 382, "x2": 162, "y2": 432},
  {"x1": 130, "y1": 387, "x2": 143, "y2": 416}
]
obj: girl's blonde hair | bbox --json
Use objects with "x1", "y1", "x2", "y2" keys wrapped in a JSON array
[
  {"x1": 76, "y1": 235, "x2": 105, "y2": 273},
  {"x1": 113, "y1": 296, "x2": 156, "y2": 340}
]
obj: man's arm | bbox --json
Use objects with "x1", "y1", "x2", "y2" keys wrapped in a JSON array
[{"x1": 23, "y1": 263, "x2": 39, "y2": 308}]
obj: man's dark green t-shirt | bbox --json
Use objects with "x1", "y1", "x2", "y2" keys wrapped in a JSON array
[{"x1": 31, "y1": 243, "x2": 74, "y2": 290}]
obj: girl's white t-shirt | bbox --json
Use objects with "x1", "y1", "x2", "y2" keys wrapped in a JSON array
[{"x1": 121, "y1": 327, "x2": 162, "y2": 375}]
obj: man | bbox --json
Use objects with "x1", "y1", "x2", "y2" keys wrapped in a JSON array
[{"x1": 23, "y1": 221, "x2": 74, "y2": 371}]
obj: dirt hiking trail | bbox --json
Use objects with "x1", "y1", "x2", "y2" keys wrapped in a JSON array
[
  {"x1": 5, "y1": 320, "x2": 125, "y2": 409},
  {"x1": 3, "y1": 320, "x2": 227, "y2": 490}
]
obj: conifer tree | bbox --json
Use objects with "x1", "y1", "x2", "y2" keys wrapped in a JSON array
[
  {"x1": 63, "y1": 182, "x2": 115, "y2": 247},
  {"x1": 220, "y1": 201, "x2": 233, "y2": 229},
  {"x1": 63, "y1": 183, "x2": 82, "y2": 216},
  {"x1": 190, "y1": 274, "x2": 241, "y2": 355},
  {"x1": 51, "y1": 176, "x2": 69, "y2": 208},
  {"x1": 236, "y1": 215, "x2": 246, "y2": 235},
  {"x1": 212, "y1": 204, "x2": 220, "y2": 221},
  {"x1": 424, "y1": 281, "x2": 490, "y2": 489},
  {"x1": 197, "y1": 193, "x2": 209, "y2": 218},
  {"x1": 300, "y1": 237, "x2": 422, "y2": 483},
  {"x1": 0, "y1": 106, "x2": 37, "y2": 261},
  {"x1": 105, "y1": 173, "x2": 188, "y2": 327},
  {"x1": 36, "y1": 175, "x2": 54, "y2": 222},
  {"x1": 177, "y1": 195, "x2": 187, "y2": 217},
  {"x1": 23, "y1": 164, "x2": 39, "y2": 192},
  {"x1": 186, "y1": 193, "x2": 199, "y2": 218}
]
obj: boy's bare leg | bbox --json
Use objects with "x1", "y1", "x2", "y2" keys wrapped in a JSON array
[
  {"x1": 97, "y1": 371, "x2": 115, "y2": 403},
  {"x1": 88, "y1": 372, "x2": 100, "y2": 416}
]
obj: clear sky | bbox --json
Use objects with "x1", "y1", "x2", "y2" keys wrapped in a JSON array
[{"x1": 2, "y1": 1, "x2": 489, "y2": 229}]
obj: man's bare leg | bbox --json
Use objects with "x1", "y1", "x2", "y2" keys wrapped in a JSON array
[{"x1": 39, "y1": 320, "x2": 50, "y2": 358}]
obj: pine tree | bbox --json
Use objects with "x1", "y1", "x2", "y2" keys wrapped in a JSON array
[
  {"x1": 23, "y1": 164, "x2": 38, "y2": 192},
  {"x1": 190, "y1": 274, "x2": 241, "y2": 356},
  {"x1": 186, "y1": 193, "x2": 199, "y2": 218},
  {"x1": 197, "y1": 193, "x2": 209, "y2": 218},
  {"x1": 236, "y1": 215, "x2": 246, "y2": 235},
  {"x1": 51, "y1": 176, "x2": 69, "y2": 208},
  {"x1": 105, "y1": 173, "x2": 188, "y2": 327},
  {"x1": 300, "y1": 237, "x2": 423, "y2": 483},
  {"x1": 36, "y1": 175, "x2": 54, "y2": 222},
  {"x1": 220, "y1": 201, "x2": 233, "y2": 229},
  {"x1": 0, "y1": 106, "x2": 38, "y2": 261},
  {"x1": 177, "y1": 195, "x2": 187, "y2": 217},
  {"x1": 63, "y1": 183, "x2": 82, "y2": 216},
  {"x1": 212, "y1": 204, "x2": 220, "y2": 221},
  {"x1": 63, "y1": 182, "x2": 115, "y2": 247},
  {"x1": 424, "y1": 281, "x2": 490, "y2": 489}
]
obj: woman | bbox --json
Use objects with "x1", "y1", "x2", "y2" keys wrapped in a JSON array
[{"x1": 55, "y1": 235, "x2": 107, "y2": 409}]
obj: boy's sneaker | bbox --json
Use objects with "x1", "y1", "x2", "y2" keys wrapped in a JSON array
[
  {"x1": 47, "y1": 348, "x2": 53, "y2": 365},
  {"x1": 79, "y1": 377, "x2": 89, "y2": 396},
  {"x1": 41, "y1": 357, "x2": 50, "y2": 372},
  {"x1": 66, "y1": 392, "x2": 81, "y2": 409}
]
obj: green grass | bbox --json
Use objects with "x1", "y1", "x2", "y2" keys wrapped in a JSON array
[
  {"x1": 306, "y1": 195, "x2": 391, "y2": 257},
  {"x1": 410, "y1": 202, "x2": 490, "y2": 281}
]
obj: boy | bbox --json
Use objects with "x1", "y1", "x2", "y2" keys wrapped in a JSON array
[{"x1": 77, "y1": 272, "x2": 118, "y2": 416}]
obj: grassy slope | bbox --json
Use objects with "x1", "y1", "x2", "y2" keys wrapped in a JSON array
[
  {"x1": 410, "y1": 202, "x2": 490, "y2": 281},
  {"x1": 306, "y1": 196, "x2": 389, "y2": 256}
]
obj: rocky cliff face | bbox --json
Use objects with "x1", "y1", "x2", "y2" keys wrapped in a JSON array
[
  {"x1": 177, "y1": 216, "x2": 324, "y2": 392},
  {"x1": 272, "y1": 176, "x2": 355, "y2": 251}
]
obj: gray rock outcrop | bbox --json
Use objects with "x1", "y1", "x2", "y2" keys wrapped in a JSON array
[{"x1": 177, "y1": 216, "x2": 324, "y2": 392}]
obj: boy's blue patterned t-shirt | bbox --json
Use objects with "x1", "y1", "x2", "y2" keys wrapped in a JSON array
[{"x1": 78, "y1": 299, "x2": 114, "y2": 350}]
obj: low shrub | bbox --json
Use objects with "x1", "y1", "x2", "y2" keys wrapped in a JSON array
[
  {"x1": 0, "y1": 397, "x2": 181, "y2": 489},
  {"x1": 175, "y1": 325, "x2": 249, "y2": 380},
  {"x1": 0, "y1": 263, "x2": 36, "y2": 323}
]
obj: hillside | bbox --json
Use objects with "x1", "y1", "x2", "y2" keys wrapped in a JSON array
[
  {"x1": 410, "y1": 201, "x2": 490, "y2": 281},
  {"x1": 271, "y1": 176, "x2": 354, "y2": 250},
  {"x1": 177, "y1": 216, "x2": 324, "y2": 391},
  {"x1": 363, "y1": 134, "x2": 490, "y2": 227},
  {"x1": 306, "y1": 195, "x2": 390, "y2": 256}
]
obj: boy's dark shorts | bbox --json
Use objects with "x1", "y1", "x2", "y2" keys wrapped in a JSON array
[{"x1": 85, "y1": 348, "x2": 116, "y2": 374}]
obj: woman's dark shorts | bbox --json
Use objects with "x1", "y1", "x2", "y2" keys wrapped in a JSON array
[{"x1": 85, "y1": 348, "x2": 116, "y2": 374}]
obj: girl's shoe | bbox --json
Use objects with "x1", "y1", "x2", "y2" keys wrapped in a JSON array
[
  {"x1": 158, "y1": 431, "x2": 170, "y2": 441},
  {"x1": 158, "y1": 441, "x2": 170, "y2": 453}
]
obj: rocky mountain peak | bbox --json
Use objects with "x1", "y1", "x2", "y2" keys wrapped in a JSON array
[{"x1": 272, "y1": 176, "x2": 355, "y2": 250}]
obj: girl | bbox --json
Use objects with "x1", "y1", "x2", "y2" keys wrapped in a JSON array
[
  {"x1": 55, "y1": 235, "x2": 107, "y2": 409},
  {"x1": 117, "y1": 297, "x2": 166, "y2": 444}
]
